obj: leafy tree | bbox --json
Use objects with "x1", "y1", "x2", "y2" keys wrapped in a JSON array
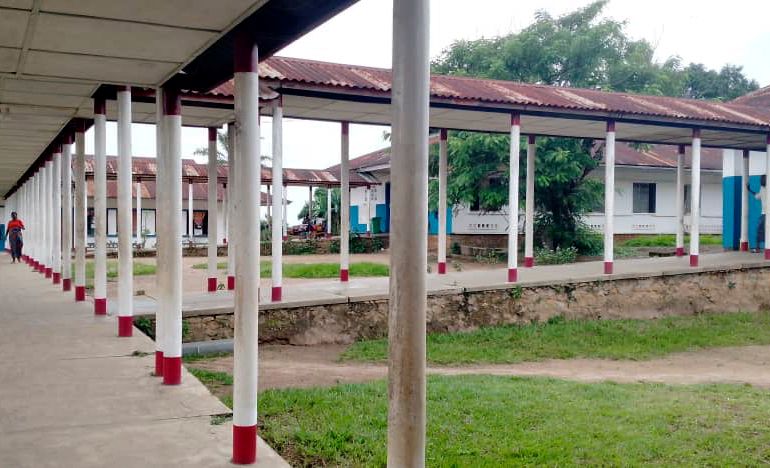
[
  {"x1": 430, "y1": 0, "x2": 758, "y2": 251},
  {"x1": 298, "y1": 187, "x2": 340, "y2": 234}
]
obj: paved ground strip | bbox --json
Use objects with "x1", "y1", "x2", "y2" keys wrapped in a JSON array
[{"x1": 0, "y1": 255, "x2": 288, "y2": 467}]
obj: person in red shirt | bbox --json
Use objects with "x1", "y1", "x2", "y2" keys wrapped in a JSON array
[{"x1": 6, "y1": 212, "x2": 25, "y2": 263}]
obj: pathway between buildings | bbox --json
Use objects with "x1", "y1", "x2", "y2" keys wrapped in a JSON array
[
  {"x1": 0, "y1": 254, "x2": 287, "y2": 467},
  {"x1": 190, "y1": 344, "x2": 770, "y2": 392}
]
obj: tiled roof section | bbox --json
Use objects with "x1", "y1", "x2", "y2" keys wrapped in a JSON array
[
  {"x1": 217, "y1": 56, "x2": 770, "y2": 128},
  {"x1": 326, "y1": 135, "x2": 441, "y2": 172},
  {"x1": 336, "y1": 140, "x2": 722, "y2": 174},
  {"x1": 84, "y1": 179, "x2": 273, "y2": 204},
  {"x1": 732, "y1": 85, "x2": 770, "y2": 109},
  {"x1": 83, "y1": 156, "x2": 376, "y2": 187},
  {"x1": 612, "y1": 144, "x2": 722, "y2": 171}
]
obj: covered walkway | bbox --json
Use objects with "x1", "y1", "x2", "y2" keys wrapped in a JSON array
[{"x1": 0, "y1": 253, "x2": 287, "y2": 468}]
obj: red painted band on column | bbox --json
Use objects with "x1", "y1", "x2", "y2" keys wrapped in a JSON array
[
  {"x1": 52, "y1": 272, "x2": 61, "y2": 284},
  {"x1": 440, "y1": 128, "x2": 448, "y2": 141},
  {"x1": 94, "y1": 298, "x2": 107, "y2": 316},
  {"x1": 118, "y1": 316, "x2": 133, "y2": 337},
  {"x1": 162, "y1": 357, "x2": 182, "y2": 385},
  {"x1": 340, "y1": 269, "x2": 349, "y2": 282},
  {"x1": 438, "y1": 262, "x2": 446, "y2": 274},
  {"x1": 766, "y1": 134, "x2": 770, "y2": 145},
  {"x1": 524, "y1": 257, "x2": 534, "y2": 268},
  {"x1": 528, "y1": 135, "x2": 536, "y2": 145},
  {"x1": 692, "y1": 128, "x2": 701, "y2": 139},
  {"x1": 765, "y1": 249, "x2": 770, "y2": 260},
  {"x1": 678, "y1": 145, "x2": 686, "y2": 155},
  {"x1": 606, "y1": 120, "x2": 615, "y2": 132},
  {"x1": 45, "y1": 268, "x2": 52, "y2": 279},
  {"x1": 676, "y1": 247, "x2": 685, "y2": 257},
  {"x1": 154, "y1": 351, "x2": 164, "y2": 377},
  {"x1": 62, "y1": 278, "x2": 71, "y2": 291},
  {"x1": 604, "y1": 261, "x2": 613, "y2": 274},
  {"x1": 511, "y1": 113, "x2": 520, "y2": 126},
  {"x1": 162, "y1": 87, "x2": 181, "y2": 115},
  {"x1": 227, "y1": 276, "x2": 235, "y2": 290},
  {"x1": 271, "y1": 286, "x2": 282, "y2": 302},
  {"x1": 507, "y1": 268, "x2": 517, "y2": 283},
  {"x1": 207, "y1": 277, "x2": 217, "y2": 292},
  {"x1": 208, "y1": 127, "x2": 217, "y2": 141},
  {"x1": 740, "y1": 242, "x2": 749, "y2": 252},
  {"x1": 232, "y1": 425, "x2": 258, "y2": 465},
  {"x1": 233, "y1": 31, "x2": 259, "y2": 73},
  {"x1": 689, "y1": 254, "x2": 699, "y2": 267},
  {"x1": 341, "y1": 121, "x2": 349, "y2": 135},
  {"x1": 282, "y1": 236, "x2": 288, "y2": 241},
  {"x1": 75, "y1": 286, "x2": 86, "y2": 301},
  {"x1": 94, "y1": 97, "x2": 106, "y2": 115}
]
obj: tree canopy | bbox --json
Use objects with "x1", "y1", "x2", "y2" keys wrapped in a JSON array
[{"x1": 430, "y1": 0, "x2": 759, "y2": 251}]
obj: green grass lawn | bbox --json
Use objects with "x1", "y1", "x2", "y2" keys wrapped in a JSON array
[
  {"x1": 621, "y1": 234, "x2": 722, "y2": 247},
  {"x1": 195, "y1": 374, "x2": 770, "y2": 466},
  {"x1": 191, "y1": 261, "x2": 389, "y2": 278},
  {"x1": 75, "y1": 260, "x2": 156, "y2": 287},
  {"x1": 341, "y1": 311, "x2": 770, "y2": 365}
]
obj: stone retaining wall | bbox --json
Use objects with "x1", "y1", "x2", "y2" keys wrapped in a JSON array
[{"x1": 135, "y1": 265, "x2": 770, "y2": 345}]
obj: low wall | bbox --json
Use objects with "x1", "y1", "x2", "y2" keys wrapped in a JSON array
[{"x1": 136, "y1": 264, "x2": 770, "y2": 345}]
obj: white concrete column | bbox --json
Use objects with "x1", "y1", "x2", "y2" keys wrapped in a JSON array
[
  {"x1": 340, "y1": 121, "x2": 350, "y2": 282},
  {"x1": 154, "y1": 88, "x2": 166, "y2": 377},
  {"x1": 524, "y1": 135, "x2": 536, "y2": 267},
  {"x1": 188, "y1": 180, "x2": 194, "y2": 240},
  {"x1": 226, "y1": 122, "x2": 236, "y2": 290},
  {"x1": 765, "y1": 135, "x2": 770, "y2": 260},
  {"x1": 222, "y1": 182, "x2": 228, "y2": 243},
  {"x1": 51, "y1": 146, "x2": 62, "y2": 284},
  {"x1": 690, "y1": 129, "x2": 701, "y2": 267},
  {"x1": 161, "y1": 86, "x2": 183, "y2": 385},
  {"x1": 507, "y1": 114, "x2": 521, "y2": 283},
  {"x1": 604, "y1": 121, "x2": 616, "y2": 274},
  {"x1": 62, "y1": 133, "x2": 73, "y2": 292},
  {"x1": 136, "y1": 181, "x2": 142, "y2": 245},
  {"x1": 74, "y1": 123, "x2": 86, "y2": 300},
  {"x1": 308, "y1": 186, "x2": 313, "y2": 225},
  {"x1": 36, "y1": 169, "x2": 42, "y2": 272},
  {"x1": 676, "y1": 145, "x2": 686, "y2": 256},
  {"x1": 207, "y1": 127, "x2": 219, "y2": 292},
  {"x1": 326, "y1": 185, "x2": 332, "y2": 237},
  {"x1": 283, "y1": 184, "x2": 288, "y2": 240},
  {"x1": 740, "y1": 149, "x2": 750, "y2": 252},
  {"x1": 43, "y1": 156, "x2": 52, "y2": 277},
  {"x1": 437, "y1": 129, "x2": 447, "y2": 274},
  {"x1": 31, "y1": 171, "x2": 38, "y2": 270},
  {"x1": 271, "y1": 104, "x2": 284, "y2": 302},
  {"x1": 388, "y1": 0, "x2": 429, "y2": 464},
  {"x1": 117, "y1": 87, "x2": 134, "y2": 337},
  {"x1": 94, "y1": 97, "x2": 108, "y2": 315},
  {"x1": 231, "y1": 34, "x2": 260, "y2": 465}
]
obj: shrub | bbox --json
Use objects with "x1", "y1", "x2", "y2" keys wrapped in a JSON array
[
  {"x1": 534, "y1": 246, "x2": 578, "y2": 265},
  {"x1": 574, "y1": 225, "x2": 603, "y2": 256},
  {"x1": 451, "y1": 242, "x2": 461, "y2": 255}
]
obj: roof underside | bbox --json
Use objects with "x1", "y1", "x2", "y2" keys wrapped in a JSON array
[
  {"x1": 0, "y1": 0, "x2": 357, "y2": 198},
  {"x1": 245, "y1": 57, "x2": 770, "y2": 152}
]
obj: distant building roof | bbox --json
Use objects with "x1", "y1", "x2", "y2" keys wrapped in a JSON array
[{"x1": 732, "y1": 85, "x2": 770, "y2": 109}]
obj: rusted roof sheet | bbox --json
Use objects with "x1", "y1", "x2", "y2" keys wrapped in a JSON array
[
  {"x1": 208, "y1": 56, "x2": 770, "y2": 129},
  {"x1": 732, "y1": 85, "x2": 770, "y2": 109},
  {"x1": 84, "y1": 179, "x2": 274, "y2": 204},
  {"x1": 335, "y1": 138, "x2": 721, "y2": 175},
  {"x1": 83, "y1": 156, "x2": 375, "y2": 187}
]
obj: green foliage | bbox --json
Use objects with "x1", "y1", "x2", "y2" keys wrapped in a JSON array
[
  {"x1": 430, "y1": 1, "x2": 757, "y2": 251},
  {"x1": 450, "y1": 242, "x2": 461, "y2": 255},
  {"x1": 188, "y1": 368, "x2": 233, "y2": 386},
  {"x1": 282, "y1": 240, "x2": 318, "y2": 255},
  {"x1": 621, "y1": 234, "x2": 722, "y2": 247},
  {"x1": 133, "y1": 316, "x2": 154, "y2": 339},
  {"x1": 341, "y1": 310, "x2": 770, "y2": 365},
  {"x1": 256, "y1": 375, "x2": 770, "y2": 466},
  {"x1": 534, "y1": 246, "x2": 578, "y2": 265},
  {"x1": 573, "y1": 225, "x2": 603, "y2": 256},
  {"x1": 193, "y1": 260, "x2": 388, "y2": 278},
  {"x1": 330, "y1": 235, "x2": 384, "y2": 254}
]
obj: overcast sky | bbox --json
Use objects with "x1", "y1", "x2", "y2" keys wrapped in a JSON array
[{"x1": 88, "y1": 0, "x2": 770, "y2": 223}]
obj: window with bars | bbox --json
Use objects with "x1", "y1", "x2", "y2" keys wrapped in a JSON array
[{"x1": 632, "y1": 183, "x2": 656, "y2": 214}]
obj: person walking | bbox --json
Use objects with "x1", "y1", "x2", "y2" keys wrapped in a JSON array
[
  {"x1": 6, "y1": 211, "x2": 25, "y2": 263},
  {"x1": 748, "y1": 175, "x2": 767, "y2": 253}
]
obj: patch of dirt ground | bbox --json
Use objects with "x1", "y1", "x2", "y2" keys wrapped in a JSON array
[{"x1": 186, "y1": 344, "x2": 770, "y2": 391}]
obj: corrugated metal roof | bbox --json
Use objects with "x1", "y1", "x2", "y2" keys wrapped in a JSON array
[
  {"x1": 83, "y1": 156, "x2": 376, "y2": 187},
  {"x1": 84, "y1": 179, "x2": 274, "y2": 204},
  {"x1": 732, "y1": 85, "x2": 770, "y2": 109},
  {"x1": 208, "y1": 56, "x2": 770, "y2": 129}
]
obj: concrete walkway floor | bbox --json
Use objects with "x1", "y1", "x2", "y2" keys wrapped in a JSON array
[
  {"x1": 0, "y1": 254, "x2": 287, "y2": 467},
  {"x1": 134, "y1": 251, "x2": 769, "y2": 317}
]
